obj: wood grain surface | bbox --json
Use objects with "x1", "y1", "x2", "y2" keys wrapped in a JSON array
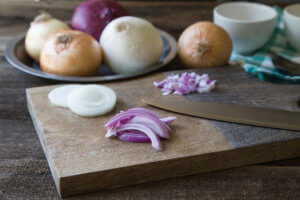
[{"x1": 0, "y1": 1, "x2": 299, "y2": 200}]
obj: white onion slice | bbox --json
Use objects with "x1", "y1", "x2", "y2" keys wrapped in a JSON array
[
  {"x1": 67, "y1": 85, "x2": 116, "y2": 117},
  {"x1": 48, "y1": 85, "x2": 81, "y2": 108}
]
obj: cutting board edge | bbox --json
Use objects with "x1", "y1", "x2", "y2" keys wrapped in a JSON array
[
  {"x1": 58, "y1": 138, "x2": 300, "y2": 197},
  {"x1": 26, "y1": 89, "x2": 62, "y2": 193}
]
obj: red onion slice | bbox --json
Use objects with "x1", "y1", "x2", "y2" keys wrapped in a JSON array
[
  {"x1": 105, "y1": 107, "x2": 175, "y2": 150},
  {"x1": 129, "y1": 116, "x2": 169, "y2": 139},
  {"x1": 160, "y1": 116, "x2": 176, "y2": 124},
  {"x1": 115, "y1": 123, "x2": 162, "y2": 150},
  {"x1": 116, "y1": 130, "x2": 151, "y2": 143},
  {"x1": 128, "y1": 107, "x2": 162, "y2": 118},
  {"x1": 105, "y1": 110, "x2": 167, "y2": 132}
]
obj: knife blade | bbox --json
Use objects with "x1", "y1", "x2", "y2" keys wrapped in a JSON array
[{"x1": 141, "y1": 98, "x2": 300, "y2": 131}]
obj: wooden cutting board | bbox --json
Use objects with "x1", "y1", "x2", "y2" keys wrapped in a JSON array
[{"x1": 26, "y1": 66, "x2": 300, "y2": 197}]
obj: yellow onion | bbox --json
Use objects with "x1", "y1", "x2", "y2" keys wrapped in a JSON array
[
  {"x1": 40, "y1": 30, "x2": 102, "y2": 76},
  {"x1": 25, "y1": 11, "x2": 70, "y2": 61},
  {"x1": 178, "y1": 21, "x2": 232, "y2": 68}
]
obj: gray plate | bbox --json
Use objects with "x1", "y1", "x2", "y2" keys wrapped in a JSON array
[{"x1": 5, "y1": 29, "x2": 177, "y2": 82}]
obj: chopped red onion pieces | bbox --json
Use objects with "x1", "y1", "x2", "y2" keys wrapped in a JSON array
[
  {"x1": 154, "y1": 72, "x2": 216, "y2": 95},
  {"x1": 105, "y1": 107, "x2": 176, "y2": 151}
]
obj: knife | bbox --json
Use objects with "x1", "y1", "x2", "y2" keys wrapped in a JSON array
[{"x1": 141, "y1": 98, "x2": 300, "y2": 131}]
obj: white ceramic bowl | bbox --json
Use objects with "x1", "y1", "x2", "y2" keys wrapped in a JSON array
[
  {"x1": 214, "y1": 2, "x2": 277, "y2": 54},
  {"x1": 283, "y1": 4, "x2": 300, "y2": 52}
]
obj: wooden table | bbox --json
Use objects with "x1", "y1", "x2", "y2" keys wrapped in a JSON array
[{"x1": 0, "y1": 1, "x2": 299, "y2": 199}]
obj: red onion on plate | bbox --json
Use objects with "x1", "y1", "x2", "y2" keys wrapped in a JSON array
[
  {"x1": 105, "y1": 107, "x2": 176, "y2": 150},
  {"x1": 71, "y1": 0, "x2": 130, "y2": 40}
]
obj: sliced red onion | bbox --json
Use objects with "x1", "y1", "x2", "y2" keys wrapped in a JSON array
[
  {"x1": 154, "y1": 72, "x2": 216, "y2": 95},
  {"x1": 128, "y1": 107, "x2": 162, "y2": 118},
  {"x1": 105, "y1": 110, "x2": 168, "y2": 132},
  {"x1": 105, "y1": 107, "x2": 175, "y2": 150},
  {"x1": 130, "y1": 116, "x2": 169, "y2": 139},
  {"x1": 160, "y1": 116, "x2": 176, "y2": 124},
  {"x1": 112, "y1": 123, "x2": 162, "y2": 150},
  {"x1": 116, "y1": 130, "x2": 151, "y2": 143}
]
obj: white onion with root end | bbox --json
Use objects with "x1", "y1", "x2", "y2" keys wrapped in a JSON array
[
  {"x1": 25, "y1": 11, "x2": 70, "y2": 61},
  {"x1": 100, "y1": 16, "x2": 163, "y2": 74}
]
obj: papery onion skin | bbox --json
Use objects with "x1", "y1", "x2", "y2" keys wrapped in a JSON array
[
  {"x1": 25, "y1": 12, "x2": 70, "y2": 61},
  {"x1": 40, "y1": 30, "x2": 102, "y2": 76},
  {"x1": 178, "y1": 21, "x2": 232, "y2": 68},
  {"x1": 100, "y1": 16, "x2": 163, "y2": 74},
  {"x1": 72, "y1": 0, "x2": 130, "y2": 40}
]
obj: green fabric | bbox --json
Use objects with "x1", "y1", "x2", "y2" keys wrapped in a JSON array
[{"x1": 230, "y1": 6, "x2": 300, "y2": 84}]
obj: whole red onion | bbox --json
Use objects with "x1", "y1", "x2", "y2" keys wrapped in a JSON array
[{"x1": 71, "y1": 0, "x2": 130, "y2": 40}]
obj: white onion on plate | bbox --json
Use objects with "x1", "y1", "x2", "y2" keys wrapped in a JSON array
[
  {"x1": 100, "y1": 16, "x2": 163, "y2": 74},
  {"x1": 25, "y1": 11, "x2": 70, "y2": 61}
]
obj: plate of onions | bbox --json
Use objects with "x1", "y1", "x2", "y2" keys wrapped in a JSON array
[
  {"x1": 5, "y1": 0, "x2": 177, "y2": 82},
  {"x1": 5, "y1": 29, "x2": 176, "y2": 82}
]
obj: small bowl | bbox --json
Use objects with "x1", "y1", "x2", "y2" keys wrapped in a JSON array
[
  {"x1": 214, "y1": 2, "x2": 277, "y2": 54},
  {"x1": 283, "y1": 4, "x2": 300, "y2": 52}
]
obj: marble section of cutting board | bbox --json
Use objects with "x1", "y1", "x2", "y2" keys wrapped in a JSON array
[
  {"x1": 169, "y1": 66, "x2": 300, "y2": 148},
  {"x1": 26, "y1": 66, "x2": 300, "y2": 197}
]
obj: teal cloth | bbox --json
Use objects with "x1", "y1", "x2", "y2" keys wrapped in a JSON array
[{"x1": 230, "y1": 6, "x2": 300, "y2": 84}]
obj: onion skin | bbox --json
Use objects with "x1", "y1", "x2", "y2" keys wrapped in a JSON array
[
  {"x1": 72, "y1": 0, "x2": 130, "y2": 40},
  {"x1": 25, "y1": 12, "x2": 70, "y2": 61},
  {"x1": 40, "y1": 30, "x2": 102, "y2": 76},
  {"x1": 100, "y1": 16, "x2": 163, "y2": 74},
  {"x1": 178, "y1": 21, "x2": 232, "y2": 68}
]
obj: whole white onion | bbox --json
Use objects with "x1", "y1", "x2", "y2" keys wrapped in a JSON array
[
  {"x1": 25, "y1": 12, "x2": 70, "y2": 61},
  {"x1": 100, "y1": 16, "x2": 163, "y2": 74}
]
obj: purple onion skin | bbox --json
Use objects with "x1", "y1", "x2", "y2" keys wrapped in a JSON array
[{"x1": 71, "y1": 0, "x2": 130, "y2": 40}]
